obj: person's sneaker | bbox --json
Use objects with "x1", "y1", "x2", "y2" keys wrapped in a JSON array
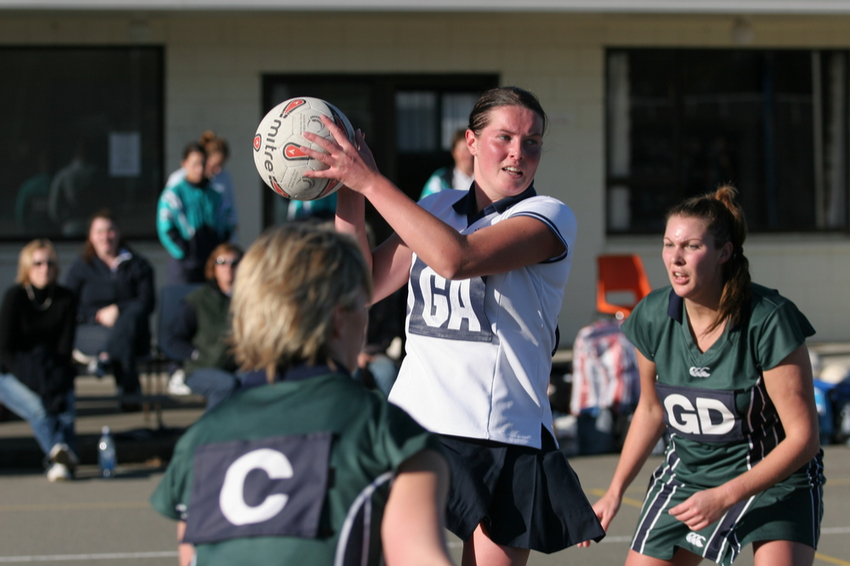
[
  {"x1": 72, "y1": 349, "x2": 96, "y2": 366},
  {"x1": 49, "y1": 443, "x2": 79, "y2": 471},
  {"x1": 87, "y1": 357, "x2": 111, "y2": 378},
  {"x1": 46, "y1": 462, "x2": 72, "y2": 482},
  {"x1": 167, "y1": 369, "x2": 192, "y2": 396}
]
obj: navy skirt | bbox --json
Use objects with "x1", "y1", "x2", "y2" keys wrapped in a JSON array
[{"x1": 438, "y1": 429, "x2": 606, "y2": 553}]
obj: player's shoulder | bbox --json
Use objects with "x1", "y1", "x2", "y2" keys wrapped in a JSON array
[
  {"x1": 750, "y1": 282, "x2": 791, "y2": 309},
  {"x1": 419, "y1": 188, "x2": 466, "y2": 213},
  {"x1": 747, "y1": 283, "x2": 807, "y2": 325},
  {"x1": 626, "y1": 287, "x2": 674, "y2": 327},
  {"x1": 643, "y1": 286, "x2": 674, "y2": 306},
  {"x1": 511, "y1": 194, "x2": 574, "y2": 222},
  {"x1": 509, "y1": 194, "x2": 576, "y2": 237}
]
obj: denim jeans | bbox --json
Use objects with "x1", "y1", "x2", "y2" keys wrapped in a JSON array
[
  {"x1": 0, "y1": 373, "x2": 76, "y2": 456},
  {"x1": 185, "y1": 368, "x2": 239, "y2": 411}
]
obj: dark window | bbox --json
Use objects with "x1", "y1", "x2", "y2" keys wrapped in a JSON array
[
  {"x1": 260, "y1": 74, "x2": 498, "y2": 244},
  {"x1": 0, "y1": 46, "x2": 164, "y2": 240},
  {"x1": 606, "y1": 49, "x2": 848, "y2": 234}
]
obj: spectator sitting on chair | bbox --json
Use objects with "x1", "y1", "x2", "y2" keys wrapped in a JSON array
[
  {"x1": 0, "y1": 239, "x2": 78, "y2": 481},
  {"x1": 165, "y1": 243, "x2": 242, "y2": 411},
  {"x1": 63, "y1": 209, "x2": 155, "y2": 407}
]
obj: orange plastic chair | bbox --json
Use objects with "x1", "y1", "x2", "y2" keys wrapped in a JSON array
[{"x1": 596, "y1": 254, "x2": 652, "y2": 319}]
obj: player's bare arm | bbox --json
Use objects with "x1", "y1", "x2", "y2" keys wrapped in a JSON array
[
  {"x1": 579, "y1": 351, "x2": 666, "y2": 548},
  {"x1": 176, "y1": 521, "x2": 194, "y2": 566},
  {"x1": 304, "y1": 116, "x2": 563, "y2": 280},
  {"x1": 382, "y1": 449, "x2": 453, "y2": 566}
]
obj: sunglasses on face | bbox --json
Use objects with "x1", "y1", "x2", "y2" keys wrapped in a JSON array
[
  {"x1": 215, "y1": 258, "x2": 240, "y2": 267},
  {"x1": 32, "y1": 260, "x2": 56, "y2": 267}
]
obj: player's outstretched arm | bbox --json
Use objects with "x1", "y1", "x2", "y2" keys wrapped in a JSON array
[
  {"x1": 305, "y1": 116, "x2": 563, "y2": 281},
  {"x1": 335, "y1": 183, "x2": 412, "y2": 305},
  {"x1": 382, "y1": 449, "x2": 453, "y2": 566},
  {"x1": 578, "y1": 350, "x2": 666, "y2": 548}
]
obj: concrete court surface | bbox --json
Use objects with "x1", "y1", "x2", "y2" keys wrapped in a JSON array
[{"x1": 0, "y1": 446, "x2": 849, "y2": 566}]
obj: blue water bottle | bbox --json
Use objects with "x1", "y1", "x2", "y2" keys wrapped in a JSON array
[{"x1": 98, "y1": 426, "x2": 116, "y2": 478}]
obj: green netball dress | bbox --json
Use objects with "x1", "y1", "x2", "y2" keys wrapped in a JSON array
[
  {"x1": 151, "y1": 364, "x2": 441, "y2": 565},
  {"x1": 621, "y1": 284, "x2": 825, "y2": 566}
]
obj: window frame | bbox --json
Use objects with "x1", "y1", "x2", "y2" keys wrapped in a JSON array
[
  {"x1": 604, "y1": 47, "x2": 850, "y2": 236},
  {"x1": 0, "y1": 44, "x2": 165, "y2": 242}
]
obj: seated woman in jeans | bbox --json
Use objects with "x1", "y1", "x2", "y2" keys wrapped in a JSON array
[
  {"x1": 165, "y1": 243, "x2": 242, "y2": 410},
  {"x1": 63, "y1": 209, "x2": 155, "y2": 406},
  {"x1": 0, "y1": 239, "x2": 78, "y2": 481}
]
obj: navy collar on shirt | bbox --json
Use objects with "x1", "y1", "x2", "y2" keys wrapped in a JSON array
[
  {"x1": 451, "y1": 184, "x2": 538, "y2": 226},
  {"x1": 666, "y1": 288, "x2": 746, "y2": 332},
  {"x1": 240, "y1": 361, "x2": 351, "y2": 391},
  {"x1": 666, "y1": 289, "x2": 684, "y2": 323}
]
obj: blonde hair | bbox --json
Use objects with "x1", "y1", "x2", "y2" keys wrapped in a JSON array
[
  {"x1": 231, "y1": 223, "x2": 372, "y2": 382},
  {"x1": 17, "y1": 239, "x2": 59, "y2": 286}
]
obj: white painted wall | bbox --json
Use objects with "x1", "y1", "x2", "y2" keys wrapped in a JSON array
[{"x1": 1, "y1": 11, "x2": 850, "y2": 342}]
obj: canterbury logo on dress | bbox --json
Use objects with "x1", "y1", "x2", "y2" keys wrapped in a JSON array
[
  {"x1": 689, "y1": 366, "x2": 711, "y2": 377},
  {"x1": 407, "y1": 257, "x2": 493, "y2": 342},
  {"x1": 686, "y1": 532, "x2": 706, "y2": 548}
]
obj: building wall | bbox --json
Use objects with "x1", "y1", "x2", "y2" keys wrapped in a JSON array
[{"x1": 1, "y1": 11, "x2": 849, "y2": 342}]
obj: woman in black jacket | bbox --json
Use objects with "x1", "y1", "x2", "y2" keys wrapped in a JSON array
[
  {"x1": 0, "y1": 239, "x2": 78, "y2": 481},
  {"x1": 63, "y1": 210, "x2": 155, "y2": 404}
]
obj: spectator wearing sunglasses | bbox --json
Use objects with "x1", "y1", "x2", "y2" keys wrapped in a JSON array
[
  {"x1": 0, "y1": 239, "x2": 78, "y2": 481},
  {"x1": 165, "y1": 243, "x2": 243, "y2": 410}
]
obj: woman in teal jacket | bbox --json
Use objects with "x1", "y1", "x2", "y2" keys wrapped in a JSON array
[{"x1": 157, "y1": 142, "x2": 234, "y2": 284}]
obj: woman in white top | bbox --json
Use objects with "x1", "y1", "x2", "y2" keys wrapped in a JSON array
[{"x1": 304, "y1": 86, "x2": 604, "y2": 565}]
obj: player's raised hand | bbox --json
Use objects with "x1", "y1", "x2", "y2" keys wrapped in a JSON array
[{"x1": 303, "y1": 116, "x2": 379, "y2": 194}]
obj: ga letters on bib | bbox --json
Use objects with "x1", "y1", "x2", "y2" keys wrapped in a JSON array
[{"x1": 407, "y1": 257, "x2": 493, "y2": 342}]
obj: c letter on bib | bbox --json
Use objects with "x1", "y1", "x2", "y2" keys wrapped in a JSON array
[
  {"x1": 183, "y1": 432, "x2": 332, "y2": 544},
  {"x1": 219, "y1": 448, "x2": 293, "y2": 526}
]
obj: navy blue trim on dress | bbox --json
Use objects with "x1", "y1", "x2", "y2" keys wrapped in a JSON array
[
  {"x1": 665, "y1": 286, "x2": 748, "y2": 332},
  {"x1": 667, "y1": 289, "x2": 684, "y2": 323},
  {"x1": 240, "y1": 361, "x2": 350, "y2": 390},
  {"x1": 451, "y1": 184, "x2": 538, "y2": 227}
]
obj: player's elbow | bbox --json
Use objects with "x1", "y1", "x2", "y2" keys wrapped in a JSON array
[
  {"x1": 426, "y1": 250, "x2": 472, "y2": 282},
  {"x1": 784, "y1": 414, "x2": 822, "y2": 464},
  {"x1": 803, "y1": 421, "x2": 823, "y2": 460}
]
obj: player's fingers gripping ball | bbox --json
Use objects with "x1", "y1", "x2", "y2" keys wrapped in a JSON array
[{"x1": 253, "y1": 97, "x2": 355, "y2": 201}]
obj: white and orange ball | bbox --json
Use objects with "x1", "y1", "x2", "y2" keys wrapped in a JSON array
[{"x1": 253, "y1": 96, "x2": 355, "y2": 201}]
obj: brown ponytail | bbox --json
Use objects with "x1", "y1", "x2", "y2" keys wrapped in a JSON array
[
  {"x1": 199, "y1": 130, "x2": 229, "y2": 161},
  {"x1": 667, "y1": 185, "x2": 751, "y2": 332}
]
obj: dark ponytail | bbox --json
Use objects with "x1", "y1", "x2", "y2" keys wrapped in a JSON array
[{"x1": 667, "y1": 185, "x2": 751, "y2": 332}]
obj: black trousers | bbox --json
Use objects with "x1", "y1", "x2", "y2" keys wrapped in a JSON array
[{"x1": 74, "y1": 304, "x2": 150, "y2": 394}]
